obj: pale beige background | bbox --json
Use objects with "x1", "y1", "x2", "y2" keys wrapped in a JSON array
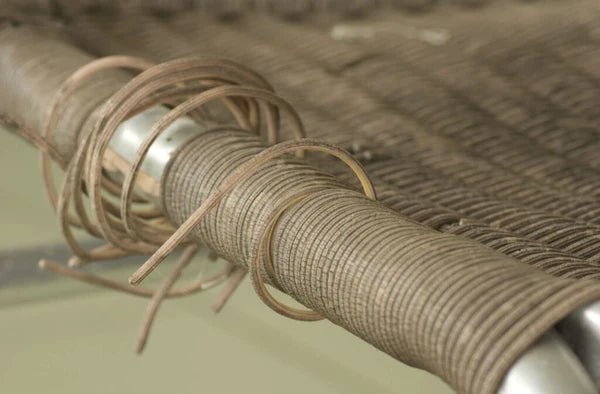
[{"x1": 0, "y1": 129, "x2": 452, "y2": 394}]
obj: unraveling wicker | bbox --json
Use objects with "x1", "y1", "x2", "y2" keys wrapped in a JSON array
[{"x1": 36, "y1": 52, "x2": 379, "y2": 350}]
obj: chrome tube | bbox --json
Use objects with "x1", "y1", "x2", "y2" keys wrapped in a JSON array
[
  {"x1": 105, "y1": 105, "x2": 206, "y2": 202},
  {"x1": 557, "y1": 300, "x2": 600, "y2": 388},
  {"x1": 498, "y1": 329, "x2": 597, "y2": 394}
]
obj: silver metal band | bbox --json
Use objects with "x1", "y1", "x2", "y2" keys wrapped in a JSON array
[
  {"x1": 498, "y1": 329, "x2": 597, "y2": 394},
  {"x1": 106, "y1": 105, "x2": 207, "y2": 203}
]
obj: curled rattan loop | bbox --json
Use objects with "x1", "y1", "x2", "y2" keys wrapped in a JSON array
[
  {"x1": 250, "y1": 192, "x2": 322, "y2": 321},
  {"x1": 42, "y1": 56, "x2": 154, "y2": 214},
  {"x1": 249, "y1": 144, "x2": 377, "y2": 321},
  {"x1": 85, "y1": 57, "x2": 287, "y2": 254},
  {"x1": 48, "y1": 56, "x2": 156, "y2": 262}
]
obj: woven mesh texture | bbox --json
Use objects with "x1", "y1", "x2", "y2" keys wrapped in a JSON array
[{"x1": 1, "y1": 1, "x2": 600, "y2": 393}]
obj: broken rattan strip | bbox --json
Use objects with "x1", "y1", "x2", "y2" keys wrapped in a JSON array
[{"x1": 38, "y1": 258, "x2": 235, "y2": 298}]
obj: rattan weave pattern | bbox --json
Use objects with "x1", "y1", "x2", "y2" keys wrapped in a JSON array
[{"x1": 2, "y1": 2, "x2": 600, "y2": 393}]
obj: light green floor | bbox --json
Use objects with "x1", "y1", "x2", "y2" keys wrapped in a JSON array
[{"x1": 0, "y1": 129, "x2": 452, "y2": 394}]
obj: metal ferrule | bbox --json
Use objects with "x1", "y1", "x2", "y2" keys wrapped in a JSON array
[
  {"x1": 105, "y1": 105, "x2": 206, "y2": 204},
  {"x1": 498, "y1": 329, "x2": 597, "y2": 394},
  {"x1": 557, "y1": 300, "x2": 600, "y2": 388}
]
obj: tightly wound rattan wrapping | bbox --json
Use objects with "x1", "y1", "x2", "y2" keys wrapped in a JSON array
[
  {"x1": 2, "y1": 1, "x2": 600, "y2": 393},
  {"x1": 162, "y1": 131, "x2": 600, "y2": 394}
]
